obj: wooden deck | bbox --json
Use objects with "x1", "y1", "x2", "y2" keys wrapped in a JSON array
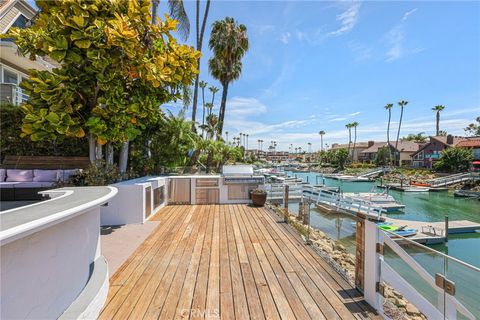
[{"x1": 99, "y1": 205, "x2": 379, "y2": 319}]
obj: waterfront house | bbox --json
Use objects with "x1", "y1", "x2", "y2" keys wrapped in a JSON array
[
  {"x1": 456, "y1": 137, "x2": 480, "y2": 159},
  {"x1": 0, "y1": 0, "x2": 56, "y2": 105},
  {"x1": 456, "y1": 137, "x2": 480, "y2": 170},
  {"x1": 330, "y1": 141, "x2": 370, "y2": 162},
  {"x1": 411, "y1": 135, "x2": 463, "y2": 168},
  {"x1": 266, "y1": 151, "x2": 289, "y2": 163},
  {"x1": 361, "y1": 140, "x2": 420, "y2": 166}
]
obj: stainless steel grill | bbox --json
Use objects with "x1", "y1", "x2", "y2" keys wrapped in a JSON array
[{"x1": 222, "y1": 165, "x2": 264, "y2": 185}]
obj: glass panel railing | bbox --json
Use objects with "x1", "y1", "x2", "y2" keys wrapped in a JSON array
[
  {"x1": 444, "y1": 254, "x2": 480, "y2": 319},
  {"x1": 382, "y1": 235, "x2": 445, "y2": 318},
  {"x1": 267, "y1": 188, "x2": 358, "y2": 286},
  {"x1": 382, "y1": 229, "x2": 480, "y2": 319}
]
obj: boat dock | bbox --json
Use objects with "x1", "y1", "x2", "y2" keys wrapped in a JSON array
[
  {"x1": 377, "y1": 183, "x2": 449, "y2": 192},
  {"x1": 383, "y1": 217, "x2": 480, "y2": 244}
]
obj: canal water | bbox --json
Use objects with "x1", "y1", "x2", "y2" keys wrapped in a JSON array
[{"x1": 285, "y1": 171, "x2": 480, "y2": 268}]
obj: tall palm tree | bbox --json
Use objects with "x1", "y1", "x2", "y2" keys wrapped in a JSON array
[
  {"x1": 432, "y1": 105, "x2": 445, "y2": 136},
  {"x1": 319, "y1": 130, "x2": 325, "y2": 152},
  {"x1": 225, "y1": 131, "x2": 229, "y2": 143},
  {"x1": 209, "y1": 86, "x2": 219, "y2": 104},
  {"x1": 395, "y1": 100, "x2": 409, "y2": 166},
  {"x1": 209, "y1": 17, "x2": 249, "y2": 135},
  {"x1": 246, "y1": 134, "x2": 249, "y2": 150},
  {"x1": 205, "y1": 102, "x2": 213, "y2": 116},
  {"x1": 345, "y1": 123, "x2": 353, "y2": 158},
  {"x1": 190, "y1": 0, "x2": 211, "y2": 124},
  {"x1": 199, "y1": 80, "x2": 208, "y2": 137},
  {"x1": 351, "y1": 122, "x2": 359, "y2": 162},
  {"x1": 384, "y1": 103, "x2": 393, "y2": 165}
]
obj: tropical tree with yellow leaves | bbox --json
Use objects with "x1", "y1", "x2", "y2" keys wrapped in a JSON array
[{"x1": 6, "y1": 0, "x2": 200, "y2": 172}]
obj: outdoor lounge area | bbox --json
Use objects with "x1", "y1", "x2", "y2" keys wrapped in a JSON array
[{"x1": 99, "y1": 204, "x2": 379, "y2": 320}]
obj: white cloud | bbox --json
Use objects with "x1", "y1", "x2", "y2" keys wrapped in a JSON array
[
  {"x1": 385, "y1": 8, "x2": 420, "y2": 62},
  {"x1": 279, "y1": 32, "x2": 291, "y2": 44},
  {"x1": 328, "y1": 1, "x2": 361, "y2": 36},
  {"x1": 402, "y1": 8, "x2": 418, "y2": 22},
  {"x1": 227, "y1": 97, "x2": 267, "y2": 118},
  {"x1": 258, "y1": 24, "x2": 275, "y2": 35},
  {"x1": 348, "y1": 41, "x2": 373, "y2": 61},
  {"x1": 329, "y1": 117, "x2": 348, "y2": 122}
]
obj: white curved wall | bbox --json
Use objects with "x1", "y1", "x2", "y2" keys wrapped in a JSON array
[{"x1": 1, "y1": 208, "x2": 100, "y2": 319}]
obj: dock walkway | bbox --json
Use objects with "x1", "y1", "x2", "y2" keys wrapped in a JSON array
[
  {"x1": 99, "y1": 204, "x2": 379, "y2": 319},
  {"x1": 384, "y1": 217, "x2": 480, "y2": 244}
]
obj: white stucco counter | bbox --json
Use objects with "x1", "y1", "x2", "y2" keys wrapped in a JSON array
[{"x1": 0, "y1": 186, "x2": 117, "y2": 320}]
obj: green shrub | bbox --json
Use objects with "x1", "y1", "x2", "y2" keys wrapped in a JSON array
[
  {"x1": 0, "y1": 103, "x2": 88, "y2": 161},
  {"x1": 71, "y1": 160, "x2": 120, "y2": 186}
]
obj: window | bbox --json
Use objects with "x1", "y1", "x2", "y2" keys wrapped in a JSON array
[
  {"x1": 3, "y1": 69, "x2": 18, "y2": 84},
  {"x1": 2, "y1": 14, "x2": 29, "y2": 42},
  {"x1": 11, "y1": 14, "x2": 29, "y2": 29}
]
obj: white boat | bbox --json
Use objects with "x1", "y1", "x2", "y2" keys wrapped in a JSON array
[
  {"x1": 336, "y1": 175, "x2": 372, "y2": 182},
  {"x1": 343, "y1": 192, "x2": 405, "y2": 211},
  {"x1": 343, "y1": 192, "x2": 397, "y2": 204},
  {"x1": 403, "y1": 187, "x2": 429, "y2": 192}
]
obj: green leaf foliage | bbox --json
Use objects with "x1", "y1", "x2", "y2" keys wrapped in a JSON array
[
  {"x1": 433, "y1": 147, "x2": 473, "y2": 173},
  {"x1": 5, "y1": 0, "x2": 200, "y2": 146}
]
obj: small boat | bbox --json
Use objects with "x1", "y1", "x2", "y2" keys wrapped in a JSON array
[
  {"x1": 411, "y1": 182, "x2": 432, "y2": 187},
  {"x1": 454, "y1": 190, "x2": 480, "y2": 198},
  {"x1": 403, "y1": 187, "x2": 429, "y2": 192},
  {"x1": 378, "y1": 223, "x2": 417, "y2": 237},
  {"x1": 394, "y1": 228, "x2": 417, "y2": 237}
]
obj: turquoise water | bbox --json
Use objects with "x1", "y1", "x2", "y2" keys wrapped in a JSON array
[{"x1": 285, "y1": 171, "x2": 480, "y2": 267}]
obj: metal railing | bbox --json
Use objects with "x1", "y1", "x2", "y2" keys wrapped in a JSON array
[
  {"x1": 429, "y1": 172, "x2": 479, "y2": 187},
  {"x1": 0, "y1": 83, "x2": 28, "y2": 105},
  {"x1": 310, "y1": 188, "x2": 385, "y2": 219}
]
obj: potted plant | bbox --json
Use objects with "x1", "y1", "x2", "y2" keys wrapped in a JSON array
[{"x1": 251, "y1": 189, "x2": 267, "y2": 207}]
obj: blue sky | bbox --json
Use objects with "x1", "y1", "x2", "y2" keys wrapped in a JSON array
[{"x1": 159, "y1": 0, "x2": 480, "y2": 151}]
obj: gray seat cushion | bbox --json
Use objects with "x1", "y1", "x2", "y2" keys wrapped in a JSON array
[
  {"x1": 33, "y1": 170, "x2": 59, "y2": 182},
  {"x1": 6, "y1": 170, "x2": 34, "y2": 182}
]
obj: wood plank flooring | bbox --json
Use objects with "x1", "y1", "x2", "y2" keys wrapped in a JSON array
[{"x1": 99, "y1": 205, "x2": 379, "y2": 319}]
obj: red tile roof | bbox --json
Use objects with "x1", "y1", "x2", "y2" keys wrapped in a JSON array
[{"x1": 456, "y1": 138, "x2": 480, "y2": 148}]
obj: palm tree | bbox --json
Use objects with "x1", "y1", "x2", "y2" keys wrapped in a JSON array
[
  {"x1": 384, "y1": 103, "x2": 393, "y2": 165},
  {"x1": 345, "y1": 123, "x2": 353, "y2": 158},
  {"x1": 246, "y1": 134, "x2": 249, "y2": 150},
  {"x1": 199, "y1": 80, "x2": 208, "y2": 136},
  {"x1": 432, "y1": 105, "x2": 445, "y2": 136},
  {"x1": 395, "y1": 100, "x2": 409, "y2": 166},
  {"x1": 319, "y1": 130, "x2": 325, "y2": 152},
  {"x1": 351, "y1": 122, "x2": 359, "y2": 162},
  {"x1": 205, "y1": 102, "x2": 214, "y2": 116},
  {"x1": 190, "y1": 0, "x2": 211, "y2": 124},
  {"x1": 307, "y1": 142, "x2": 312, "y2": 153},
  {"x1": 209, "y1": 17, "x2": 249, "y2": 135},
  {"x1": 225, "y1": 131, "x2": 229, "y2": 143}
]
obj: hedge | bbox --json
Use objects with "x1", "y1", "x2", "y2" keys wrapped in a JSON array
[{"x1": 0, "y1": 103, "x2": 88, "y2": 161}]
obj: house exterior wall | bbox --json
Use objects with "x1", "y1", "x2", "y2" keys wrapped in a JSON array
[
  {"x1": 418, "y1": 141, "x2": 447, "y2": 168},
  {"x1": 0, "y1": 5, "x2": 20, "y2": 32}
]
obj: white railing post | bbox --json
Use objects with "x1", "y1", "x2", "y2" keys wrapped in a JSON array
[{"x1": 363, "y1": 219, "x2": 383, "y2": 312}]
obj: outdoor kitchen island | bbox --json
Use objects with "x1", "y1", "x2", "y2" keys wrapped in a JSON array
[{"x1": 168, "y1": 165, "x2": 265, "y2": 205}]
